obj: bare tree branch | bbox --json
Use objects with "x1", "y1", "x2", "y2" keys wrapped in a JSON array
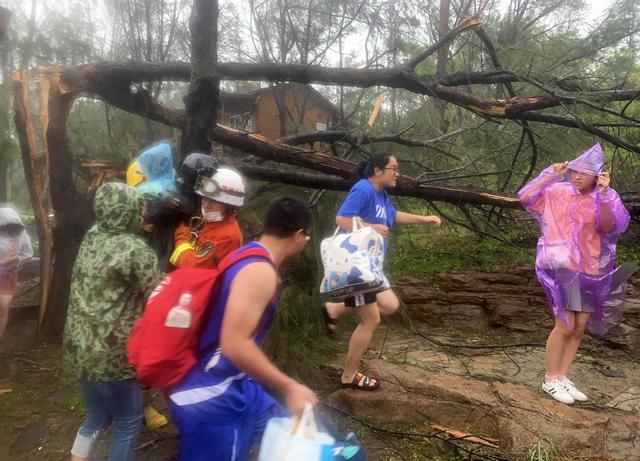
[{"x1": 404, "y1": 16, "x2": 484, "y2": 71}]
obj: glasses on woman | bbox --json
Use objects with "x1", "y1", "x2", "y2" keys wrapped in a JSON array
[{"x1": 383, "y1": 166, "x2": 399, "y2": 174}]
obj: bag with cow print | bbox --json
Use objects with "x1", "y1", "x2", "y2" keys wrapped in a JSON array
[{"x1": 319, "y1": 217, "x2": 384, "y2": 299}]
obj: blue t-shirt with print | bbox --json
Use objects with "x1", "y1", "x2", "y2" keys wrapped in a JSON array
[{"x1": 337, "y1": 178, "x2": 397, "y2": 254}]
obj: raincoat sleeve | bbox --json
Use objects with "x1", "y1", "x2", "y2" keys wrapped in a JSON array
[
  {"x1": 517, "y1": 166, "x2": 564, "y2": 217},
  {"x1": 596, "y1": 187, "x2": 630, "y2": 236},
  {"x1": 132, "y1": 245, "x2": 161, "y2": 296}
]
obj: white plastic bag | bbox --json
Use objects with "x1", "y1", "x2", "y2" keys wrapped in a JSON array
[
  {"x1": 259, "y1": 404, "x2": 335, "y2": 461},
  {"x1": 319, "y1": 217, "x2": 384, "y2": 299}
]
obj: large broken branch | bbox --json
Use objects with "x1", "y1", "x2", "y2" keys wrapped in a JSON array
[
  {"x1": 45, "y1": 61, "x2": 640, "y2": 154},
  {"x1": 278, "y1": 128, "x2": 463, "y2": 160},
  {"x1": 11, "y1": 71, "x2": 53, "y2": 332},
  {"x1": 50, "y1": 73, "x2": 640, "y2": 215},
  {"x1": 41, "y1": 77, "x2": 94, "y2": 340},
  {"x1": 222, "y1": 158, "x2": 352, "y2": 190},
  {"x1": 59, "y1": 80, "x2": 519, "y2": 207}
]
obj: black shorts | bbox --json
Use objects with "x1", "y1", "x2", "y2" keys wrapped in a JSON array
[{"x1": 344, "y1": 290, "x2": 379, "y2": 308}]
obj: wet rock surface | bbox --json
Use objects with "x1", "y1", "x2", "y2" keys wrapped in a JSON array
[{"x1": 327, "y1": 269, "x2": 640, "y2": 460}]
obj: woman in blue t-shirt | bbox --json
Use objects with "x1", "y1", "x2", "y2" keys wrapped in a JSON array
[{"x1": 324, "y1": 152, "x2": 441, "y2": 391}]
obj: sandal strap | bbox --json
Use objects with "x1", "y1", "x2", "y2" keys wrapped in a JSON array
[{"x1": 354, "y1": 372, "x2": 376, "y2": 388}]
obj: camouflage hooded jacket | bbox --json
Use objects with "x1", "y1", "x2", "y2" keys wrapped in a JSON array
[{"x1": 63, "y1": 183, "x2": 160, "y2": 381}]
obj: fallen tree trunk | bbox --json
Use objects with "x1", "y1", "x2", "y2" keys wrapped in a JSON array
[{"x1": 46, "y1": 61, "x2": 640, "y2": 155}]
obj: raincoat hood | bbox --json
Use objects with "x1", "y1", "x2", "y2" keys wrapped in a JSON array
[
  {"x1": 0, "y1": 207, "x2": 25, "y2": 228},
  {"x1": 136, "y1": 141, "x2": 176, "y2": 195},
  {"x1": 93, "y1": 182, "x2": 144, "y2": 233},
  {"x1": 568, "y1": 143, "x2": 604, "y2": 176},
  {"x1": 0, "y1": 207, "x2": 33, "y2": 275}
]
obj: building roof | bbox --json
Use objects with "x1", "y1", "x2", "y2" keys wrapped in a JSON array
[{"x1": 220, "y1": 83, "x2": 339, "y2": 116}]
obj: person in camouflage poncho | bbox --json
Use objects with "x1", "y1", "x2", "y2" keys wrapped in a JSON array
[{"x1": 63, "y1": 182, "x2": 160, "y2": 461}]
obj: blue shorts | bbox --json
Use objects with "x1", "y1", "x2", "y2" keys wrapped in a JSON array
[{"x1": 170, "y1": 377, "x2": 287, "y2": 461}]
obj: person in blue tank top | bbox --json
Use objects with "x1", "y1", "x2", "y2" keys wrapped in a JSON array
[
  {"x1": 324, "y1": 152, "x2": 441, "y2": 391},
  {"x1": 168, "y1": 196, "x2": 317, "y2": 461}
]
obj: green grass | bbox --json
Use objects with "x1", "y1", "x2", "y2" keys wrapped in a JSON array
[
  {"x1": 386, "y1": 231, "x2": 535, "y2": 282},
  {"x1": 527, "y1": 440, "x2": 556, "y2": 461},
  {"x1": 263, "y1": 280, "x2": 340, "y2": 384},
  {"x1": 617, "y1": 244, "x2": 640, "y2": 270}
]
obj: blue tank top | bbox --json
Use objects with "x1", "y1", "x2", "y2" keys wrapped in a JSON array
[{"x1": 169, "y1": 242, "x2": 278, "y2": 406}]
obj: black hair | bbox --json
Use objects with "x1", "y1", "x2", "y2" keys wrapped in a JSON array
[
  {"x1": 262, "y1": 196, "x2": 312, "y2": 238},
  {"x1": 354, "y1": 151, "x2": 395, "y2": 179}
]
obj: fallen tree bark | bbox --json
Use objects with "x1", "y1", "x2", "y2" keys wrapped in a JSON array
[
  {"x1": 45, "y1": 60, "x2": 640, "y2": 155},
  {"x1": 11, "y1": 71, "x2": 53, "y2": 333}
]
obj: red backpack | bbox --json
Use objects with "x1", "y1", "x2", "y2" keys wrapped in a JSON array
[{"x1": 127, "y1": 245, "x2": 272, "y2": 388}]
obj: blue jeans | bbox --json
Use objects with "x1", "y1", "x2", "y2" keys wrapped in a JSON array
[{"x1": 71, "y1": 379, "x2": 143, "y2": 461}]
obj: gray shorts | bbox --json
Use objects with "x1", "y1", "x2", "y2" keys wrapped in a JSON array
[{"x1": 564, "y1": 277, "x2": 594, "y2": 313}]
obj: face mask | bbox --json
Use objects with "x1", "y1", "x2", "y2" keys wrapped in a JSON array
[{"x1": 202, "y1": 205, "x2": 224, "y2": 222}]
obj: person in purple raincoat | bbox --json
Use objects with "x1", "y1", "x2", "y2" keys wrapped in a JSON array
[{"x1": 518, "y1": 143, "x2": 633, "y2": 405}]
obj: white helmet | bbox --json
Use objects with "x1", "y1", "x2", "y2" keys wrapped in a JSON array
[{"x1": 195, "y1": 167, "x2": 246, "y2": 207}]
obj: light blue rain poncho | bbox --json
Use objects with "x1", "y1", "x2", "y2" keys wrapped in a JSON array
[{"x1": 136, "y1": 141, "x2": 177, "y2": 196}]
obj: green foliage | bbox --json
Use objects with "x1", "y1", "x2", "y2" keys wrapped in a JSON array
[
  {"x1": 263, "y1": 281, "x2": 338, "y2": 383},
  {"x1": 617, "y1": 243, "x2": 640, "y2": 270},
  {"x1": 386, "y1": 225, "x2": 535, "y2": 281}
]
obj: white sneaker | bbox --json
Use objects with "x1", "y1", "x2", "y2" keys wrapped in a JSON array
[
  {"x1": 542, "y1": 380, "x2": 575, "y2": 404},
  {"x1": 561, "y1": 378, "x2": 588, "y2": 402}
]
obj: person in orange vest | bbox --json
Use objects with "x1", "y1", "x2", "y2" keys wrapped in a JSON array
[{"x1": 170, "y1": 167, "x2": 246, "y2": 269}]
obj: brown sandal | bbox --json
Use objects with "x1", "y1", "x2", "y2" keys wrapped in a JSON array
[{"x1": 341, "y1": 371, "x2": 380, "y2": 391}]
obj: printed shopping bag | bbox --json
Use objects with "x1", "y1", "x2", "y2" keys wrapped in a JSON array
[
  {"x1": 259, "y1": 404, "x2": 335, "y2": 461},
  {"x1": 320, "y1": 217, "x2": 384, "y2": 299}
]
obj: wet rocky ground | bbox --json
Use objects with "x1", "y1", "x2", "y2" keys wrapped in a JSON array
[{"x1": 1, "y1": 266, "x2": 638, "y2": 460}]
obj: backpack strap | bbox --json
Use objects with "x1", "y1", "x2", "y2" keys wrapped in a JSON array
[
  {"x1": 198, "y1": 244, "x2": 275, "y2": 358},
  {"x1": 216, "y1": 245, "x2": 274, "y2": 273}
]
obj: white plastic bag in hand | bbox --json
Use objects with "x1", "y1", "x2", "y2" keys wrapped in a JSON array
[{"x1": 259, "y1": 404, "x2": 335, "y2": 461}]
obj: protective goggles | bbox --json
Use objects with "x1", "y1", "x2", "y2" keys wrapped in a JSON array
[
  {"x1": 195, "y1": 175, "x2": 221, "y2": 197},
  {"x1": 195, "y1": 175, "x2": 245, "y2": 199}
]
